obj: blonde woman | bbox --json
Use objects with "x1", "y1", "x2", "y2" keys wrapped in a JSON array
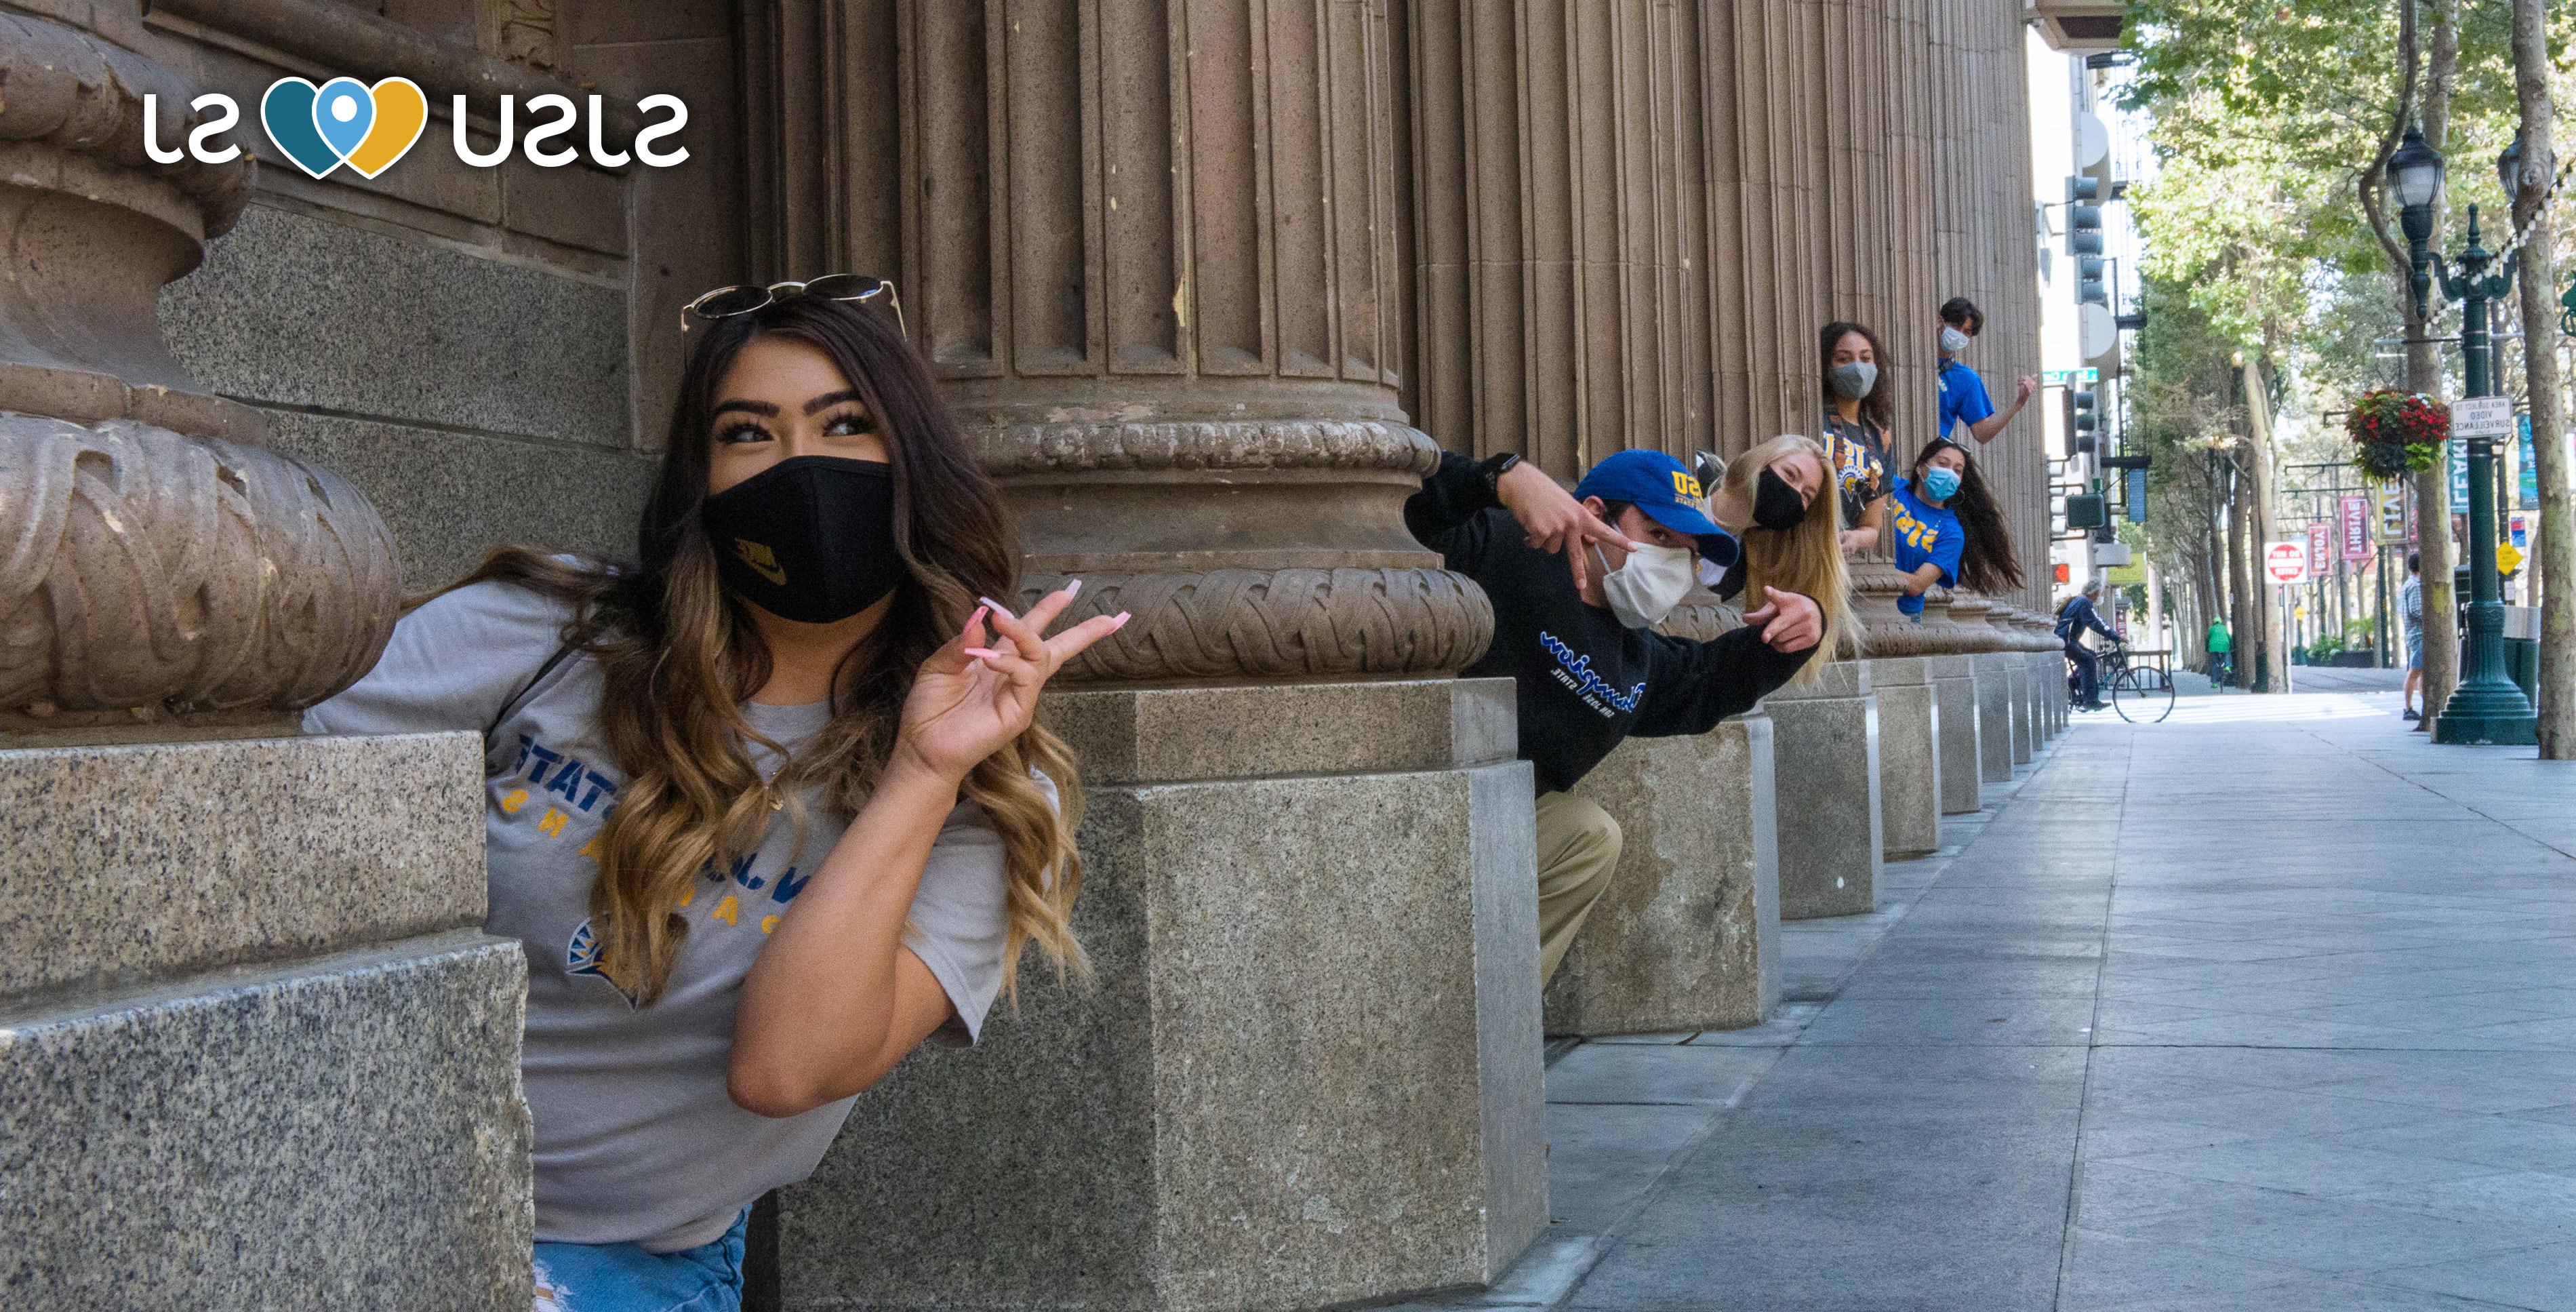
[
  {"x1": 306, "y1": 286, "x2": 1121, "y2": 1312},
  {"x1": 1706, "y1": 434, "x2": 1859, "y2": 673}
]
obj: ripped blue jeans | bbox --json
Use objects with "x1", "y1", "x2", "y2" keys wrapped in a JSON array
[{"x1": 531, "y1": 1210, "x2": 747, "y2": 1312}]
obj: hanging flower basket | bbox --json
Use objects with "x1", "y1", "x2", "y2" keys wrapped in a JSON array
[{"x1": 2343, "y1": 389, "x2": 2447, "y2": 479}]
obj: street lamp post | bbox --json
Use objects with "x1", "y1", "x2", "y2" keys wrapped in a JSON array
[{"x1": 2390, "y1": 124, "x2": 2540, "y2": 744}]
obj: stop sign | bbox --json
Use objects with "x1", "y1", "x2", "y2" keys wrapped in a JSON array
[{"x1": 2265, "y1": 540, "x2": 2311, "y2": 584}]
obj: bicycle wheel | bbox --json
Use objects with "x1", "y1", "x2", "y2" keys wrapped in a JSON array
[{"x1": 2112, "y1": 665, "x2": 2175, "y2": 723}]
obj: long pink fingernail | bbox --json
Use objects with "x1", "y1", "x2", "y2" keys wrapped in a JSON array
[
  {"x1": 962, "y1": 646, "x2": 1003, "y2": 659},
  {"x1": 963, "y1": 604, "x2": 988, "y2": 638},
  {"x1": 978, "y1": 595, "x2": 1015, "y2": 619},
  {"x1": 1112, "y1": 611, "x2": 1132, "y2": 629},
  {"x1": 1066, "y1": 578, "x2": 1083, "y2": 599}
]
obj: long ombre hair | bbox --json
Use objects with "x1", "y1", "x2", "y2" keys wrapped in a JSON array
[
  {"x1": 1720, "y1": 435, "x2": 1858, "y2": 677},
  {"x1": 1910, "y1": 437, "x2": 2025, "y2": 595},
  {"x1": 433, "y1": 296, "x2": 1085, "y2": 1006}
]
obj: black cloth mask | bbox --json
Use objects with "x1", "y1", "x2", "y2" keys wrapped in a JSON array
[
  {"x1": 1753, "y1": 466, "x2": 1809, "y2": 531},
  {"x1": 701, "y1": 456, "x2": 905, "y2": 623}
]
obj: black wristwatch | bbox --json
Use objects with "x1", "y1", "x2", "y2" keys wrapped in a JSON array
[{"x1": 1478, "y1": 452, "x2": 1523, "y2": 498}]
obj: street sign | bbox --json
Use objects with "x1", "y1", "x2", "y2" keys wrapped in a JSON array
[
  {"x1": 2307, "y1": 521, "x2": 2333, "y2": 574},
  {"x1": 2511, "y1": 513, "x2": 2529, "y2": 549},
  {"x1": 2265, "y1": 540, "x2": 2312, "y2": 584},
  {"x1": 2377, "y1": 481, "x2": 2411, "y2": 543},
  {"x1": 2520, "y1": 414, "x2": 2539, "y2": 509},
  {"x1": 2042, "y1": 367, "x2": 2101, "y2": 384},
  {"x1": 2340, "y1": 495, "x2": 2373, "y2": 561},
  {"x1": 2451, "y1": 439, "x2": 2471, "y2": 506},
  {"x1": 2453, "y1": 395, "x2": 2514, "y2": 439}
]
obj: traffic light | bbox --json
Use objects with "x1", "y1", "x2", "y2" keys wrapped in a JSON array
[
  {"x1": 2068, "y1": 177, "x2": 2108, "y2": 306},
  {"x1": 2066, "y1": 492, "x2": 2110, "y2": 531},
  {"x1": 2069, "y1": 386, "x2": 2099, "y2": 455}
]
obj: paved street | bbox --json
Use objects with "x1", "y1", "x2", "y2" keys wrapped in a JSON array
[{"x1": 1413, "y1": 682, "x2": 2576, "y2": 1311}]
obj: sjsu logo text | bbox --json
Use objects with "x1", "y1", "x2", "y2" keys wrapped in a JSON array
[{"x1": 143, "y1": 79, "x2": 689, "y2": 176}]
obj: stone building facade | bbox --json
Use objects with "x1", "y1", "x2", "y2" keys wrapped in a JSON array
[{"x1": 1, "y1": 1, "x2": 2051, "y2": 1309}]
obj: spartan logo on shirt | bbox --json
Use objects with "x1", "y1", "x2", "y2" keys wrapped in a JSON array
[
  {"x1": 1539, "y1": 631, "x2": 1644, "y2": 719},
  {"x1": 1892, "y1": 496, "x2": 1943, "y2": 552},
  {"x1": 566, "y1": 917, "x2": 642, "y2": 1008}
]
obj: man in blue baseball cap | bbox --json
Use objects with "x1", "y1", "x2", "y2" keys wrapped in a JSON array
[{"x1": 1406, "y1": 445, "x2": 1824, "y2": 985}]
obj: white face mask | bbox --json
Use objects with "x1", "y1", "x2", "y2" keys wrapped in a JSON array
[
  {"x1": 1939, "y1": 325, "x2": 1971, "y2": 355},
  {"x1": 1592, "y1": 541, "x2": 1698, "y2": 630}
]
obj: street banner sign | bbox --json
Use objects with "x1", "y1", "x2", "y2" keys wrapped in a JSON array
[
  {"x1": 2453, "y1": 395, "x2": 2514, "y2": 439},
  {"x1": 2377, "y1": 481, "x2": 2411, "y2": 544},
  {"x1": 2451, "y1": 439, "x2": 2471, "y2": 506},
  {"x1": 2511, "y1": 513, "x2": 2529, "y2": 549},
  {"x1": 2340, "y1": 495, "x2": 2373, "y2": 561},
  {"x1": 2265, "y1": 540, "x2": 2311, "y2": 584},
  {"x1": 2520, "y1": 414, "x2": 2539, "y2": 509},
  {"x1": 2307, "y1": 521, "x2": 2332, "y2": 574}
]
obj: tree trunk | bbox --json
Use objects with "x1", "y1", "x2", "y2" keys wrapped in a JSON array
[
  {"x1": 2242, "y1": 355, "x2": 2288, "y2": 692},
  {"x1": 2413, "y1": 0, "x2": 2463, "y2": 732},
  {"x1": 2510, "y1": 0, "x2": 2575, "y2": 757},
  {"x1": 2230, "y1": 451, "x2": 2257, "y2": 690}
]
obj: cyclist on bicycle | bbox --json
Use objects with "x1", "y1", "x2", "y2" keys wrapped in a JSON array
[{"x1": 2055, "y1": 579, "x2": 2120, "y2": 711}]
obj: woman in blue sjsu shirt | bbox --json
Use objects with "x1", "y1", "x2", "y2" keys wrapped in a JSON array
[{"x1": 1889, "y1": 437, "x2": 2024, "y2": 619}]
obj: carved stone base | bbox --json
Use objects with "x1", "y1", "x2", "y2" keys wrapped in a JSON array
[{"x1": 0, "y1": 416, "x2": 400, "y2": 730}]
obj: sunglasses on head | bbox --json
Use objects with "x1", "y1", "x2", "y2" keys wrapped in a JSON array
[{"x1": 681, "y1": 274, "x2": 906, "y2": 339}]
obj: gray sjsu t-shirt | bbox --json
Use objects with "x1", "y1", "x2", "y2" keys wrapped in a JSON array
[{"x1": 304, "y1": 580, "x2": 1015, "y2": 1252}]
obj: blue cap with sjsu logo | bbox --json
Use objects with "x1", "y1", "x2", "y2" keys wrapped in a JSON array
[{"x1": 1573, "y1": 449, "x2": 1741, "y2": 567}]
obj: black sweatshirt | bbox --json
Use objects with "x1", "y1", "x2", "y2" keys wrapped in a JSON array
[{"x1": 1407, "y1": 452, "x2": 1819, "y2": 793}]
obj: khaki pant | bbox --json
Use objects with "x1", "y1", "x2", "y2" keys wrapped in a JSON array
[{"x1": 1534, "y1": 791, "x2": 1623, "y2": 985}]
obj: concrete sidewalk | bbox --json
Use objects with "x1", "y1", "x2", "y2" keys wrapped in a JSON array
[{"x1": 1397, "y1": 688, "x2": 2576, "y2": 1311}]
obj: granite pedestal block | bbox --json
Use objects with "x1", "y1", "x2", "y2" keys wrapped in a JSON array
[
  {"x1": 1764, "y1": 663, "x2": 1883, "y2": 920},
  {"x1": 1972, "y1": 653, "x2": 2017, "y2": 785},
  {"x1": 2007, "y1": 659, "x2": 2034, "y2": 764},
  {"x1": 1865, "y1": 658, "x2": 1940, "y2": 860},
  {"x1": 1929, "y1": 656, "x2": 1982, "y2": 815},
  {"x1": 781, "y1": 679, "x2": 1546, "y2": 1312},
  {"x1": 2032, "y1": 651, "x2": 2061, "y2": 740},
  {"x1": 0, "y1": 734, "x2": 531, "y2": 1309},
  {"x1": 1546, "y1": 714, "x2": 1779, "y2": 1035}
]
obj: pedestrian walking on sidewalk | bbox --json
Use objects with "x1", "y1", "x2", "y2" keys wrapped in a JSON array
[{"x1": 2402, "y1": 551, "x2": 2426, "y2": 722}]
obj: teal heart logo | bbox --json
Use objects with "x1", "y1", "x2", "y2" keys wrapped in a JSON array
[{"x1": 260, "y1": 79, "x2": 343, "y2": 179}]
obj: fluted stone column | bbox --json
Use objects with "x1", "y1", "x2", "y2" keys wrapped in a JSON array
[
  {"x1": 0, "y1": 14, "x2": 528, "y2": 1304},
  {"x1": 756, "y1": 6, "x2": 1544, "y2": 1307},
  {"x1": 1852, "y1": 564, "x2": 1940, "y2": 860}
]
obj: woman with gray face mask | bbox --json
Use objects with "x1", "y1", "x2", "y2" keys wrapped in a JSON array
[{"x1": 1819, "y1": 321, "x2": 1893, "y2": 555}]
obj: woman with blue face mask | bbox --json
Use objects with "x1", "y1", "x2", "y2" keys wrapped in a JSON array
[{"x1": 1889, "y1": 438, "x2": 2024, "y2": 619}]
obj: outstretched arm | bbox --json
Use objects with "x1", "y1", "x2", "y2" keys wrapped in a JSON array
[
  {"x1": 1967, "y1": 375, "x2": 2036, "y2": 445},
  {"x1": 1630, "y1": 588, "x2": 1824, "y2": 738},
  {"x1": 729, "y1": 587, "x2": 1123, "y2": 1118}
]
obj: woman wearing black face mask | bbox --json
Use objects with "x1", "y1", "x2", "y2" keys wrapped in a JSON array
[
  {"x1": 1705, "y1": 435, "x2": 1858, "y2": 678},
  {"x1": 305, "y1": 285, "x2": 1123, "y2": 1312}
]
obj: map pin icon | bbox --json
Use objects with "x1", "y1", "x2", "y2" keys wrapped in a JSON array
[{"x1": 311, "y1": 77, "x2": 376, "y2": 164}]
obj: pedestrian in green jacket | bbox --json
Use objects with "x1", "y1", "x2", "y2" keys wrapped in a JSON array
[{"x1": 2206, "y1": 618, "x2": 2233, "y2": 685}]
